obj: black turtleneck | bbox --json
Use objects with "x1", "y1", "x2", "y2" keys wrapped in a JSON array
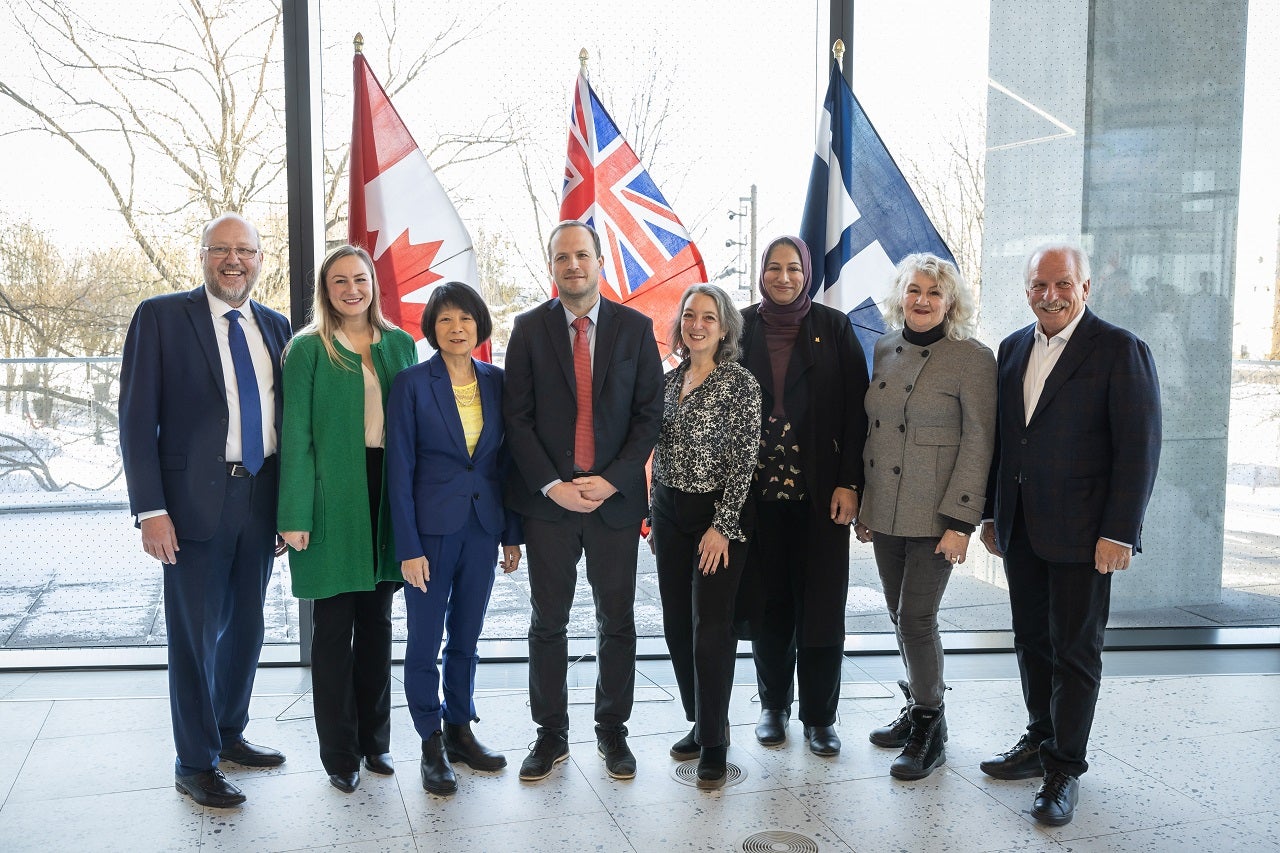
[{"x1": 902, "y1": 323, "x2": 947, "y2": 347}]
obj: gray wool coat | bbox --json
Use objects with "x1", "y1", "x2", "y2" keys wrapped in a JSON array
[{"x1": 859, "y1": 330, "x2": 996, "y2": 538}]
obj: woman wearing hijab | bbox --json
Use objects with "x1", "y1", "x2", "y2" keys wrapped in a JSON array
[
  {"x1": 855, "y1": 253, "x2": 995, "y2": 780},
  {"x1": 739, "y1": 235, "x2": 869, "y2": 756}
]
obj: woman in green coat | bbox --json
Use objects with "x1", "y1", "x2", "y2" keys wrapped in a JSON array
[{"x1": 278, "y1": 244, "x2": 416, "y2": 794}]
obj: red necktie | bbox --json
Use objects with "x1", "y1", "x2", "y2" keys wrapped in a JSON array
[{"x1": 572, "y1": 316, "x2": 594, "y2": 471}]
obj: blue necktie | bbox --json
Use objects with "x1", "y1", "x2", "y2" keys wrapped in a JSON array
[{"x1": 225, "y1": 309, "x2": 264, "y2": 475}]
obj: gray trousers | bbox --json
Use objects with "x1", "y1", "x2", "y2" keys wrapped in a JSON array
[{"x1": 872, "y1": 534, "x2": 953, "y2": 708}]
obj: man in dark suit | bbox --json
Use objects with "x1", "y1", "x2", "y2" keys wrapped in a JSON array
[
  {"x1": 120, "y1": 213, "x2": 293, "y2": 808},
  {"x1": 980, "y1": 243, "x2": 1161, "y2": 826},
  {"x1": 503, "y1": 220, "x2": 663, "y2": 781}
]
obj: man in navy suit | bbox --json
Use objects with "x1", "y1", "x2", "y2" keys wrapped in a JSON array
[
  {"x1": 119, "y1": 214, "x2": 292, "y2": 808},
  {"x1": 503, "y1": 220, "x2": 663, "y2": 781},
  {"x1": 979, "y1": 244, "x2": 1161, "y2": 826}
]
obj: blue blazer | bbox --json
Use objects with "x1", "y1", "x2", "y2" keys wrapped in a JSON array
[
  {"x1": 119, "y1": 285, "x2": 291, "y2": 542},
  {"x1": 984, "y1": 308, "x2": 1161, "y2": 563},
  {"x1": 385, "y1": 354, "x2": 522, "y2": 562}
]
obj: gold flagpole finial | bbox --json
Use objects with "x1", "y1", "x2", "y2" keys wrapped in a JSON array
[
  {"x1": 579, "y1": 48, "x2": 589, "y2": 74},
  {"x1": 354, "y1": 33, "x2": 364, "y2": 54},
  {"x1": 832, "y1": 39, "x2": 845, "y2": 66}
]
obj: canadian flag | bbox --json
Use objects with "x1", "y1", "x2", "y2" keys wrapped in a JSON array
[{"x1": 349, "y1": 46, "x2": 489, "y2": 360}]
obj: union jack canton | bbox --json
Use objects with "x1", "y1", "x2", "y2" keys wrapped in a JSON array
[{"x1": 559, "y1": 69, "x2": 706, "y2": 318}]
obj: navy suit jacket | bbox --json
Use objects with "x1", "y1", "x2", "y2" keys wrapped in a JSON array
[
  {"x1": 984, "y1": 307, "x2": 1161, "y2": 563},
  {"x1": 119, "y1": 285, "x2": 291, "y2": 542},
  {"x1": 385, "y1": 355, "x2": 522, "y2": 562},
  {"x1": 502, "y1": 296, "x2": 664, "y2": 527}
]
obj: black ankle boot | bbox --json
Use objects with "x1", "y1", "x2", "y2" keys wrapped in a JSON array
[
  {"x1": 421, "y1": 731, "x2": 458, "y2": 795},
  {"x1": 890, "y1": 705, "x2": 946, "y2": 781},
  {"x1": 443, "y1": 721, "x2": 507, "y2": 771},
  {"x1": 869, "y1": 680, "x2": 913, "y2": 747},
  {"x1": 696, "y1": 745, "x2": 728, "y2": 790}
]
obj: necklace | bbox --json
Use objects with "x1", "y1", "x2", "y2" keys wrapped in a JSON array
[{"x1": 453, "y1": 380, "x2": 479, "y2": 406}]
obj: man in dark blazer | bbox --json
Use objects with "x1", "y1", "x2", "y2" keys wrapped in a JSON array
[
  {"x1": 119, "y1": 214, "x2": 292, "y2": 808},
  {"x1": 980, "y1": 243, "x2": 1160, "y2": 827},
  {"x1": 503, "y1": 220, "x2": 663, "y2": 782}
]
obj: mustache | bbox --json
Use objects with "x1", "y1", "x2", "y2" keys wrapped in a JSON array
[{"x1": 1035, "y1": 300, "x2": 1070, "y2": 312}]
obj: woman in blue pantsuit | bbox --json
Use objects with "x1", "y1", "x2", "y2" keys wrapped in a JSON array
[{"x1": 385, "y1": 282, "x2": 522, "y2": 797}]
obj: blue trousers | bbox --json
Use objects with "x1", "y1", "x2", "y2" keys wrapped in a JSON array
[
  {"x1": 164, "y1": 460, "x2": 277, "y2": 776},
  {"x1": 402, "y1": 510, "x2": 499, "y2": 740}
]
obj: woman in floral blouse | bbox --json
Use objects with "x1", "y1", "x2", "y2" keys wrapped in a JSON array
[{"x1": 650, "y1": 283, "x2": 761, "y2": 790}]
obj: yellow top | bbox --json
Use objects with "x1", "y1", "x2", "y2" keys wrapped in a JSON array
[{"x1": 454, "y1": 381, "x2": 483, "y2": 455}]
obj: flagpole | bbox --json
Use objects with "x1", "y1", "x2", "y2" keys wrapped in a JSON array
[
  {"x1": 833, "y1": 38, "x2": 845, "y2": 68},
  {"x1": 579, "y1": 47, "x2": 589, "y2": 78},
  {"x1": 354, "y1": 32, "x2": 363, "y2": 54}
]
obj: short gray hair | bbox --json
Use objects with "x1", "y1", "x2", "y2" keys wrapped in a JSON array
[
  {"x1": 667, "y1": 283, "x2": 743, "y2": 364},
  {"x1": 1024, "y1": 242, "x2": 1091, "y2": 286},
  {"x1": 882, "y1": 253, "x2": 977, "y2": 341}
]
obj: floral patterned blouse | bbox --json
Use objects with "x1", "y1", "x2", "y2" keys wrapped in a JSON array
[{"x1": 652, "y1": 360, "x2": 762, "y2": 540}]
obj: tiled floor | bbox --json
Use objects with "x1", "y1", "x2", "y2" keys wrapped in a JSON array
[{"x1": 0, "y1": 651, "x2": 1277, "y2": 852}]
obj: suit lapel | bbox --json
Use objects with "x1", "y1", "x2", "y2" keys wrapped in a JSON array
[
  {"x1": 427, "y1": 356, "x2": 470, "y2": 457},
  {"x1": 473, "y1": 363, "x2": 501, "y2": 459},
  {"x1": 783, "y1": 312, "x2": 817, "y2": 390},
  {"x1": 541, "y1": 299, "x2": 576, "y2": 391},
  {"x1": 1004, "y1": 326, "x2": 1034, "y2": 428},
  {"x1": 1029, "y1": 309, "x2": 1097, "y2": 425},
  {"x1": 185, "y1": 287, "x2": 227, "y2": 399},
  {"x1": 591, "y1": 298, "x2": 619, "y2": 397}
]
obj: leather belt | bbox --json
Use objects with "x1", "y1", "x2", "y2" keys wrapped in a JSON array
[{"x1": 226, "y1": 462, "x2": 253, "y2": 478}]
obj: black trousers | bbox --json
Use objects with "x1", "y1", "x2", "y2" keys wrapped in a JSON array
[
  {"x1": 652, "y1": 484, "x2": 746, "y2": 748},
  {"x1": 525, "y1": 511, "x2": 639, "y2": 735},
  {"x1": 309, "y1": 447, "x2": 396, "y2": 774},
  {"x1": 750, "y1": 500, "x2": 843, "y2": 726},
  {"x1": 311, "y1": 582, "x2": 397, "y2": 773},
  {"x1": 1004, "y1": 498, "x2": 1112, "y2": 778}
]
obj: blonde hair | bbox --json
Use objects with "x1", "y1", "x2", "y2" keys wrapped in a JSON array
[
  {"x1": 290, "y1": 245, "x2": 396, "y2": 369},
  {"x1": 882, "y1": 253, "x2": 977, "y2": 341}
]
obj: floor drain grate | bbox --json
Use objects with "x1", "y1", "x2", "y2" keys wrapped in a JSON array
[
  {"x1": 670, "y1": 759, "x2": 746, "y2": 788},
  {"x1": 737, "y1": 830, "x2": 820, "y2": 853}
]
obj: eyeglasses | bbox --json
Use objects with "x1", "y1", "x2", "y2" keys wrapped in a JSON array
[{"x1": 203, "y1": 246, "x2": 260, "y2": 259}]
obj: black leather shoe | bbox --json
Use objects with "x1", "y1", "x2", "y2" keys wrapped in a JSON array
[
  {"x1": 596, "y1": 727, "x2": 636, "y2": 779},
  {"x1": 328, "y1": 770, "x2": 359, "y2": 793},
  {"x1": 670, "y1": 726, "x2": 699, "y2": 761},
  {"x1": 980, "y1": 734, "x2": 1043, "y2": 780},
  {"x1": 1032, "y1": 770, "x2": 1080, "y2": 826},
  {"x1": 804, "y1": 724, "x2": 842, "y2": 756},
  {"x1": 175, "y1": 768, "x2": 245, "y2": 807},
  {"x1": 755, "y1": 708, "x2": 789, "y2": 745},
  {"x1": 219, "y1": 739, "x2": 285, "y2": 768},
  {"x1": 362, "y1": 753, "x2": 394, "y2": 776},
  {"x1": 696, "y1": 745, "x2": 728, "y2": 790},
  {"x1": 443, "y1": 721, "x2": 507, "y2": 771},
  {"x1": 420, "y1": 731, "x2": 458, "y2": 795},
  {"x1": 519, "y1": 731, "x2": 570, "y2": 781}
]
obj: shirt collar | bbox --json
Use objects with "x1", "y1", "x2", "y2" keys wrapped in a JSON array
[
  {"x1": 1034, "y1": 306, "x2": 1087, "y2": 348},
  {"x1": 563, "y1": 297, "x2": 601, "y2": 329},
  {"x1": 206, "y1": 287, "x2": 248, "y2": 320}
]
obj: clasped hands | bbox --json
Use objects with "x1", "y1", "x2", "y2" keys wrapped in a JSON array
[{"x1": 548, "y1": 475, "x2": 616, "y2": 513}]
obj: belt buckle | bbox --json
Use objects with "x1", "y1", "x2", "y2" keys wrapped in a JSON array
[{"x1": 227, "y1": 462, "x2": 251, "y2": 478}]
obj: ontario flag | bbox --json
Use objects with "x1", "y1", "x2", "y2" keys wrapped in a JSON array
[
  {"x1": 349, "y1": 45, "x2": 489, "y2": 360},
  {"x1": 559, "y1": 66, "x2": 707, "y2": 355}
]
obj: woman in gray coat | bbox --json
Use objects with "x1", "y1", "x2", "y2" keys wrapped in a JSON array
[{"x1": 854, "y1": 253, "x2": 995, "y2": 780}]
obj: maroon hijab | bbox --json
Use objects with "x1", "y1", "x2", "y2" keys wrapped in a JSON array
[{"x1": 756, "y1": 236, "x2": 813, "y2": 415}]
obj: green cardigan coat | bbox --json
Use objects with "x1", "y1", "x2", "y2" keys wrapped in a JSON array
[{"x1": 278, "y1": 327, "x2": 417, "y2": 599}]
